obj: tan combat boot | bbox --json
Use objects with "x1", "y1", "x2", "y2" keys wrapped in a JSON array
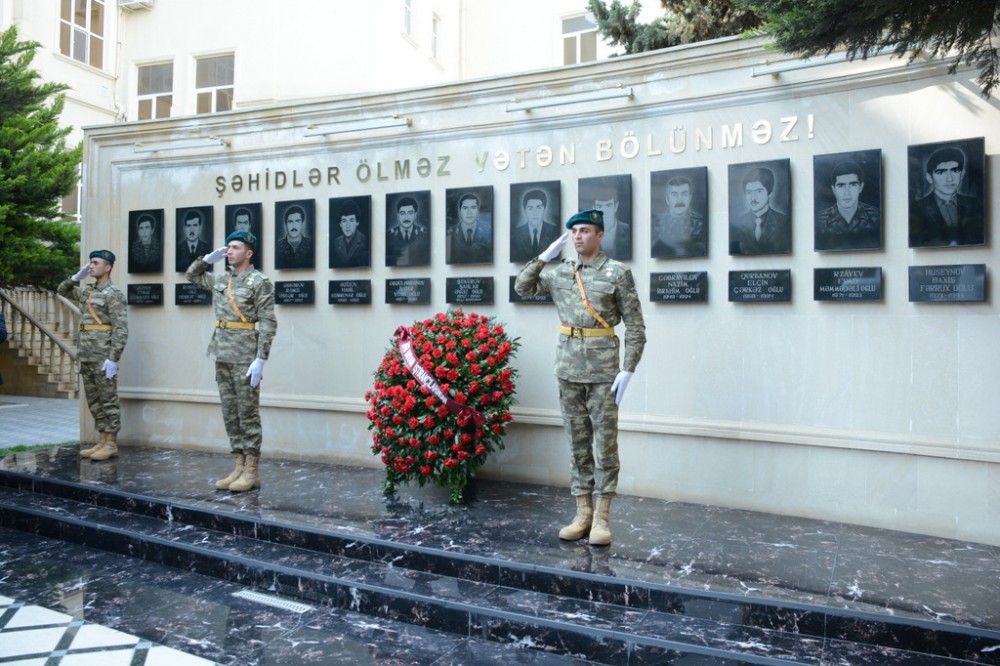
[
  {"x1": 215, "y1": 453, "x2": 246, "y2": 490},
  {"x1": 228, "y1": 454, "x2": 260, "y2": 492},
  {"x1": 589, "y1": 495, "x2": 613, "y2": 546},
  {"x1": 558, "y1": 494, "x2": 593, "y2": 541},
  {"x1": 80, "y1": 433, "x2": 106, "y2": 458},
  {"x1": 90, "y1": 432, "x2": 118, "y2": 461}
]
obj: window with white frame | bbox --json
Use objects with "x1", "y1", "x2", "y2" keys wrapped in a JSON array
[
  {"x1": 195, "y1": 54, "x2": 234, "y2": 114},
  {"x1": 562, "y1": 14, "x2": 597, "y2": 65},
  {"x1": 59, "y1": 0, "x2": 105, "y2": 69},
  {"x1": 136, "y1": 62, "x2": 173, "y2": 120}
]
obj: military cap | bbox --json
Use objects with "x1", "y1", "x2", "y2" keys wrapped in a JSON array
[
  {"x1": 89, "y1": 249, "x2": 116, "y2": 265},
  {"x1": 225, "y1": 230, "x2": 257, "y2": 249},
  {"x1": 565, "y1": 209, "x2": 604, "y2": 230}
]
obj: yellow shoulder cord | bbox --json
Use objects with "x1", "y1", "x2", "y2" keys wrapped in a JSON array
[
  {"x1": 574, "y1": 265, "x2": 612, "y2": 329},
  {"x1": 227, "y1": 276, "x2": 249, "y2": 323},
  {"x1": 86, "y1": 290, "x2": 104, "y2": 326}
]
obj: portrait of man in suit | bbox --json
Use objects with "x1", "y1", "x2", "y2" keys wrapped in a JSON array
[
  {"x1": 908, "y1": 138, "x2": 985, "y2": 248},
  {"x1": 225, "y1": 203, "x2": 263, "y2": 269},
  {"x1": 329, "y1": 196, "x2": 371, "y2": 268},
  {"x1": 510, "y1": 181, "x2": 561, "y2": 263},
  {"x1": 650, "y1": 167, "x2": 708, "y2": 259},
  {"x1": 578, "y1": 175, "x2": 632, "y2": 261},
  {"x1": 445, "y1": 186, "x2": 493, "y2": 265},
  {"x1": 128, "y1": 209, "x2": 163, "y2": 274},
  {"x1": 729, "y1": 159, "x2": 791, "y2": 256},
  {"x1": 814, "y1": 150, "x2": 882, "y2": 252},
  {"x1": 385, "y1": 191, "x2": 431, "y2": 267},
  {"x1": 175, "y1": 206, "x2": 214, "y2": 272},
  {"x1": 275, "y1": 199, "x2": 315, "y2": 269}
]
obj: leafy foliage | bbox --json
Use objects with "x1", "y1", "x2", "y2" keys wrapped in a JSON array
[
  {"x1": 736, "y1": 0, "x2": 1000, "y2": 97},
  {"x1": 0, "y1": 26, "x2": 82, "y2": 288}
]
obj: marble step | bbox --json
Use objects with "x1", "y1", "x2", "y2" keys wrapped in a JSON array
[{"x1": 0, "y1": 475, "x2": 995, "y2": 665}]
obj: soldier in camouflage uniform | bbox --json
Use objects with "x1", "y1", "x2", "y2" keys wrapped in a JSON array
[
  {"x1": 515, "y1": 209, "x2": 646, "y2": 546},
  {"x1": 186, "y1": 230, "x2": 276, "y2": 493},
  {"x1": 58, "y1": 250, "x2": 129, "y2": 461}
]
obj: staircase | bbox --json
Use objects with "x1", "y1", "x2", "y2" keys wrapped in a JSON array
[
  {"x1": 0, "y1": 287, "x2": 79, "y2": 398},
  {"x1": 1, "y1": 446, "x2": 998, "y2": 665}
]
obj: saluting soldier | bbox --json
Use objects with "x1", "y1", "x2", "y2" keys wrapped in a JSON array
[
  {"x1": 515, "y1": 210, "x2": 646, "y2": 546},
  {"x1": 58, "y1": 250, "x2": 129, "y2": 461},
  {"x1": 186, "y1": 230, "x2": 277, "y2": 493}
]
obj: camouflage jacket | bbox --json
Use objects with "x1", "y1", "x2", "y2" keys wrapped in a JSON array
[
  {"x1": 515, "y1": 253, "x2": 646, "y2": 383},
  {"x1": 186, "y1": 260, "x2": 277, "y2": 364},
  {"x1": 57, "y1": 278, "x2": 129, "y2": 363}
]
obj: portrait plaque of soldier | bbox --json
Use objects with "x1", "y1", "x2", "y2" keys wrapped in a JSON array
[
  {"x1": 385, "y1": 190, "x2": 432, "y2": 267},
  {"x1": 650, "y1": 167, "x2": 708, "y2": 258},
  {"x1": 225, "y1": 203, "x2": 263, "y2": 270},
  {"x1": 128, "y1": 208, "x2": 164, "y2": 274},
  {"x1": 578, "y1": 174, "x2": 632, "y2": 260},
  {"x1": 813, "y1": 150, "x2": 882, "y2": 252},
  {"x1": 728, "y1": 159, "x2": 791, "y2": 256},
  {"x1": 445, "y1": 185, "x2": 493, "y2": 265},
  {"x1": 510, "y1": 181, "x2": 562, "y2": 263},
  {"x1": 329, "y1": 195, "x2": 372, "y2": 269},
  {"x1": 907, "y1": 137, "x2": 985, "y2": 248},
  {"x1": 175, "y1": 206, "x2": 214, "y2": 272},
  {"x1": 274, "y1": 199, "x2": 316, "y2": 269}
]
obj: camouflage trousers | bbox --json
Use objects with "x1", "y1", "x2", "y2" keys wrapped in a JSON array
[
  {"x1": 557, "y1": 378, "x2": 619, "y2": 497},
  {"x1": 80, "y1": 361, "x2": 120, "y2": 433},
  {"x1": 215, "y1": 361, "x2": 262, "y2": 456}
]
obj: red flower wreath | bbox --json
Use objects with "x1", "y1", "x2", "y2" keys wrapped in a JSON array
[{"x1": 365, "y1": 310, "x2": 520, "y2": 503}]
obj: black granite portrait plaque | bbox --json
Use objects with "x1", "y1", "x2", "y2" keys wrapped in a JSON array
[
  {"x1": 386, "y1": 191, "x2": 432, "y2": 267},
  {"x1": 508, "y1": 275, "x2": 553, "y2": 304},
  {"x1": 274, "y1": 199, "x2": 316, "y2": 269},
  {"x1": 578, "y1": 174, "x2": 632, "y2": 260},
  {"x1": 445, "y1": 186, "x2": 493, "y2": 265},
  {"x1": 329, "y1": 279, "x2": 372, "y2": 305},
  {"x1": 729, "y1": 270, "x2": 792, "y2": 302},
  {"x1": 127, "y1": 283, "x2": 163, "y2": 306},
  {"x1": 128, "y1": 209, "x2": 164, "y2": 274},
  {"x1": 275, "y1": 280, "x2": 315, "y2": 305},
  {"x1": 650, "y1": 272, "x2": 708, "y2": 303},
  {"x1": 728, "y1": 159, "x2": 791, "y2": 256},
  {"x1": 908, "y1": 137, "x2": 986, "y2": 249},
  {"x1": 175, "y1": 206, "x2": 214, "y2": 272},
  {"x1": 650, "y1": 167, "x2": 708, "y2": 259},
  {"x1": 813, "y1": 150, "x2": 883, "y2": 252},
  {"x1": 225, "y1": 203, "x2": 263, "y2": 270},
  {"x1": 329, "y1": 195, "x2": 372, "y2": 268},
  {"x1": 446, "y1": 277, "x2": 494, "y2": 305},
  {"x1": 814, "y1": 267, "x2": 882, "y2": 301},
  {"x1": 909, "y1": 264, "x2": 986, "y2": 302},
  {"x1": 386, "y1": 278, "x2": 431, "y2": 305},
  {"x1": 175, "y1": 283, "x2": 211, "y2": 306},
  {"x1": 510, "y1": 181, "x2": 562, "y2": 263}
]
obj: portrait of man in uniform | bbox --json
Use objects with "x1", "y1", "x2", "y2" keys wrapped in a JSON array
[
  {"x1": 510, "y1": 181, "x2": 562, "y2": 263},
  {"x1": 274, "y1": 199, "x2": 316, "y2": 269},
  {"x1": 225, "y1": 203, "x2": 263, "y2": 269},
  {"x1": 385, "y1": 190, "x2": 431, "y2": 267},
  {"x1": 728, "y1": 159, "x2": 791, "y2": 256},
  {"x1": 813, "y1": 150, "x2": 882, "y2": 252},
  {"x1": 175, "y1": 206, "x2": 214, "y2": 272},
  {"x1": 329, "y1": 195, "x2": 371, "y2": 268},
  {"x1": 650, "y1": 167, "x2": 708, "y2": 258},
  {"x1": 128, "y1": 209, "x2": 163, "y2": 274},
  {"x1": 908, "y1": 137, "x2": 985, "y2": 248},
  {"x1": 445, "y1": 185, "x2": 493, "y2": 265},
  {"x1": 578, "y1": 175, "x2": 632, "y2": 261}
]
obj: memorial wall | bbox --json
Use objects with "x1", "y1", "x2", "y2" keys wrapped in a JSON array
[{"x1": 81, "y1": 36, "x2": 1000, "y2": 544}]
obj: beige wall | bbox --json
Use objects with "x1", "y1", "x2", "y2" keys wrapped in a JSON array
[{"x1": 81, "y1": 37, "x2": 1000, "y2": 545}]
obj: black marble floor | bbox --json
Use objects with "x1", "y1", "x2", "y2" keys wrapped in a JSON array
[{"x1": 0, "y1": 444, "x2": 998, "y2": 665}]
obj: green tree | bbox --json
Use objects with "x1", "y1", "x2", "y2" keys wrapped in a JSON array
[
  {"x1": 0, "y1": 26, "x2": 82, "y2": 289},
  {"x1": 736, "y1": 0, "x2": 1000, "y2": 98},
  {"x1": 587, "y1": 0, "x2": 760, "y2": 54}
]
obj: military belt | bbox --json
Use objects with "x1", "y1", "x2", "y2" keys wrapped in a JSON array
[
  {"x1": 215, "y1": 320, "x2": 256, "y2": 330},
  {"x1": 559, "y1": 325, "x2": 615, "y2": 339},
  {"x1": 80, "y1": 324, "x2": 112, "y2": 331}
]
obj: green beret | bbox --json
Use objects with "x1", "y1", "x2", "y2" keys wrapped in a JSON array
[
  {"x1": 89, "y1": 249, "x2": 116, "y2": 265},
  {"x1": 226, "y1": 230, "x2": 256, "y2": 249},
  {"x1": 565, "y1": 209, "x2": 604, "y2": 230}
]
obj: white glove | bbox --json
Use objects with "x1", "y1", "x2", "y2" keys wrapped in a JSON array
[
  {"x1": 102, "y1": 359, "x2": 118, "y2": 379},
  {"x1": 71, "y1": 264, "x2": 90, "y2": 282},
  {"x1": 246, "y1": 358, "x2": 265, "y2": 388},
  {"x1": 539, "y1": 232, "x2": 569, "y2": 262},
  {"x1": 610, "y1": 371, "x2": 633, "y2": 405},
  {"x1": 203, "y1": 245, "x2": 229, "y2": 264}
]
